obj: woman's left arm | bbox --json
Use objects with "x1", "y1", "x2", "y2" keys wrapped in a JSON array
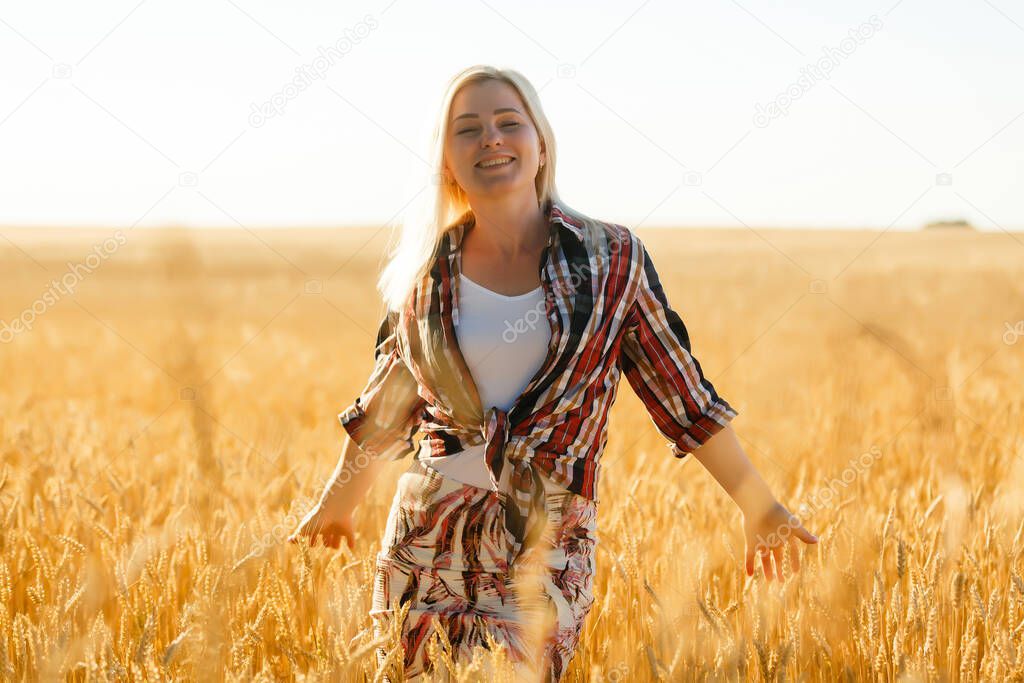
[{"x1": 618, "y1": 233, "x2": 817, "y2": 580}]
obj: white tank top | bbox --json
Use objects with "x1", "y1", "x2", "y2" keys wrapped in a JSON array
[{"x1": 416, "y1": 272, "x2": 550, "y2": 489}]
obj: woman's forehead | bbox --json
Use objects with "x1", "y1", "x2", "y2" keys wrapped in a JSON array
[{"x1": 450, "y1": 81, "x2": 523, "y2": 119}]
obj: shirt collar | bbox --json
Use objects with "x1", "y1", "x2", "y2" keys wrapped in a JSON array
[{"x1": 446, "y1": 198, "x2": 585, "y2": 254}]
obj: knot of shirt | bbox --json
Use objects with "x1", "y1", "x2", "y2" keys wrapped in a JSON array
[{"x1": 481, "y1": 405, "x2": 546, "y2": 571}]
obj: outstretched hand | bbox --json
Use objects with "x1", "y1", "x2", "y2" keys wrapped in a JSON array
[
  {"x1": 743, "y1": 501, "x2": 818, "y2": 581},
  {"x1": 287, "y1": 503, "x2": 356, "y2": 550}
]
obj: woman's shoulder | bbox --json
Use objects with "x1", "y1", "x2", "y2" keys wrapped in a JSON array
[
  {"x1": 554, "y1": 204, "x2": 638, "y2": 254},
  {"x1": 548, "y1": 203, "x2": 646, "y2": 289},
  {"x1": 575, "y1": 216, "x2": 644, "y2": 269}
]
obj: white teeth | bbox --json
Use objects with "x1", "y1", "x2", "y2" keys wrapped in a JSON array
[{"x1": 478, "y1": 157, "x2": 513, "y2": 168}]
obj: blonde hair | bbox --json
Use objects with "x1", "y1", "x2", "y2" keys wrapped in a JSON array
[{"x1": 377, "y1": 64, "x2": 602, "y2": 314}]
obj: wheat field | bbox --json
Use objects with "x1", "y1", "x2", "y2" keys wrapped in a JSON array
[{"x1": 0, "y1": 224, "x2": 1021, "y2": 681}]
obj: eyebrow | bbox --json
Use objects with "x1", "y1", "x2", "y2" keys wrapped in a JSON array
[{"x1": 451, "y1": 107, "x2": 521, "y2": 123}]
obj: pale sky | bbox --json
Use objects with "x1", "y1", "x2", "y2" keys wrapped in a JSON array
[{"x1": 1, "y1": 0, "x2": 1021, "y2": 231}]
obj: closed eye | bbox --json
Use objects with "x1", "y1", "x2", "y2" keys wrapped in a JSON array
[{"x1": 457, "y1": 122, "x2": 521, "y2": 135}]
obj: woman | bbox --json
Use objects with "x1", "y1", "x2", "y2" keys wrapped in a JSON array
[{"x1": 290, "y1": 65, "x2": 818, "y2": 681}]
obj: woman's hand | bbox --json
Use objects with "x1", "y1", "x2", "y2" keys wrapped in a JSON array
[
  {"x1": 690, "y1": 427, "x2": 818, "y2": 580},
  {"x1": 288, "y1": 502, "x2": 356, "y2": 550},
  {"x1": 743, "y1": 501, "x2": 818, "y2": 581}
]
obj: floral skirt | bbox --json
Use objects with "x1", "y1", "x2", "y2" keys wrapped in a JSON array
[{"x1": 370, "y1": 458, "x2": 599, "y2": 681}]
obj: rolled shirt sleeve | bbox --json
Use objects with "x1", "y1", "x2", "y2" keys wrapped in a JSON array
[
  {"x1": 338, "y1": 310, "x2": 426, "y2": 461},
  {"x1": 619, "y1": 238, "x2": 738, "y2": 458}
]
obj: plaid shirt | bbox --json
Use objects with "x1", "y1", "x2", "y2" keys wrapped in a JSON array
[{"x1": 339, "y1": 198, "x2": 737, "y2": 564}]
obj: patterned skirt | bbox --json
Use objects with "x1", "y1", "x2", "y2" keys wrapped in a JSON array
[{"x1": 370, "y1": 458, "x2": 599, "y2": 681}]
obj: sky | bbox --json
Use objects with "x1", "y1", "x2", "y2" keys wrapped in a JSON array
[{"x1": 1, "y1": 0, "x2": 1021, "y2": 231}]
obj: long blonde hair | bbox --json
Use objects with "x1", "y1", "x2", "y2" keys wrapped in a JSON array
[{"x1": 377, "y1": 65, "x2": 602, "y2": 314}]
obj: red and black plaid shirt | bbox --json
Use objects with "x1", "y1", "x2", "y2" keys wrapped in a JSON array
[{"x1": 339, "y1": 198, "x2": 737, "y2": 560}]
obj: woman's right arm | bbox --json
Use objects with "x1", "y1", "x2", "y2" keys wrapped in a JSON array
[
  {"x1": 319, "y1": 433, "x2": 389, "y2": 515},
  {"x1": 289, "y1": 309, "x2": 425, "y2": 549},
  {"x1": 288, "y1": 434, "x2": 388, "y2": 549}
]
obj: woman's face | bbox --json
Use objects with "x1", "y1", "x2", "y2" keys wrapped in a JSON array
[{"x1": 443, "y1": 79, "x2": 545, "y2": 200}]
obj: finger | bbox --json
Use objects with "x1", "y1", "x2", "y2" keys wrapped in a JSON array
[
  {"x1": 795, "y1": 526, "x2": 819, "y2": 544},
  {"x1": 772, "y1": 544, "x2": 784, "y2": 580},
  {"x1": 760, "y1": 548, "x2": 773, "y2": 581},
  {"x1": 745, "y1": 547, "x2": 755, "y2": 577}
]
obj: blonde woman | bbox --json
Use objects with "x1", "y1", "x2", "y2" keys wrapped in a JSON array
[{"x1": 290, "y1": 65, "x2": 818, "y2": 681}]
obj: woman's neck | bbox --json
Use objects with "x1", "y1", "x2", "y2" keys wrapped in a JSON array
[{"x1": 465, "y1": 194, "x2": 548, "y2": 258}]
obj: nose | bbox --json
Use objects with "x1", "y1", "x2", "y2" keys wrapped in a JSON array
[{"x1": 481, "y1": 123, "x2": 504, "y2": 148}]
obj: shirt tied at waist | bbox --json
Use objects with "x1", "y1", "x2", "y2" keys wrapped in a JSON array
[{"x1": 481, "y1": 405, "x2": 546, "y2": 571}]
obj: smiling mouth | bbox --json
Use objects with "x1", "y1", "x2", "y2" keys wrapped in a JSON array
[{"x1": 475, "y1": 157, "x2": 516, "y2": 169}]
